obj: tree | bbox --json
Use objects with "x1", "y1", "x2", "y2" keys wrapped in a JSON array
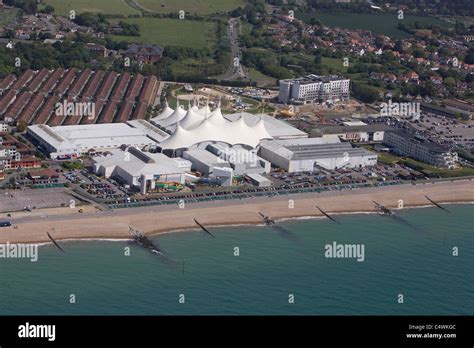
[
  {"x1": 444, "y1": 77, "x2": 455, "y2": 87},
  {"x1": 4, "y1": 0, "x2": 37, "y2": 14},
  {"x1": 466, "y1": 73, "x2": 474, "y2": 84},
  {"x1": 16, "y1": 122, "x2": 27, "y2": 132},
  {"x1": 41, "y1": 5, "x2": 55, "y2": 14},
  {"x1": 465, "y1": 47, "x2": 474, "y2": 64},
  {"x1": 351, "y1": 82, "x2": 379, "y2": 103}
]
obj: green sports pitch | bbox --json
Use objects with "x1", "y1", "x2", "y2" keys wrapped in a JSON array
[{"x1": 111, "y1": 18, "x2": 218, "y2": 49}]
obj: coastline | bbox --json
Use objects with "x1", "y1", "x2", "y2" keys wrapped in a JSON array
[{"x1": 1, "y1": 179, "x2": 473, "y2": 244}]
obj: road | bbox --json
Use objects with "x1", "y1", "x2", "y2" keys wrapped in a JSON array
[
  {"x1": 7, "y1": 177, "x2": 473, "y2": 228},
  {"x1": 217, "y1": 18, "x2": 249, "y2": 81},
  {"x1": 153, "y1": 81, "x2": 165, "y2": 107}
]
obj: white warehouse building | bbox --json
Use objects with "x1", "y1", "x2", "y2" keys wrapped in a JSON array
[
  {"x1": 206, "y1": 143, "x2": 271, "y2": 175},
  {"x1": 93, "y1": 146, "x2": 191, "y2": 194},
  {"x1": 28, "y1": 123, "x2": 159, "y2": 159},
  {"x1": 182, "y1": 149, "x2": 231, "y2": 176},
  {"x1": 259, "y1": 137, "x2": 377, "y2": 172}
]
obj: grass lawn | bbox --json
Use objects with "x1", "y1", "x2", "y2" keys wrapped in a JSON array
[
  {"x1": 297, "y1": 12, "x2": 450, "y2": 39},
  {"x1": 137, "y1": 0, "x2": 245, "y2": 15},
  {"x1": 377, "y1": 152, "x2": 402, "y2": 165},
  {"x1": 111, "y1": 18, "x2": 217, "y2": 49},
  {"x1": 169, "y1": 58, "x2": 216, "y2": 77},
  {"x1": 321, "y1": 57, "x2": 349, "y2": 73},
  {"x1": 247, "y1": 68, "x2": 277, "y2": 87},
  {"x1": 246, "y1": 104, "x2": 275, "y2": 115},
  {"x1": 166, "y1": 85, "x2": 184, "y2": 108},
  {"x1": 239, "y1": 97, "x2": 275, "y2": 114},
  {"x1": 42, "y1": 0, "x2": 140, "y2": 15},
  {"x1": 401, "y1": 158, "x2": 474, "y2": 178}
]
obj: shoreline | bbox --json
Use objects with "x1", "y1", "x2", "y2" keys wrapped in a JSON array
[
  {"x1": 0, "y1": 179, "x2": 472, "y2": 244},
  {"x1": 24, "y1": 200, "x2": 474, "y2": 248}
]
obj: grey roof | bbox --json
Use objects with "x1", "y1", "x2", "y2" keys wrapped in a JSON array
[
  {"x1": 314, "y1": 124, "x2": 392, "y2": 135},
  {"x1": 385, "y1": 130, "x2": 451, "y2": 153},
  {"x1": 184, "y1": 149, "x2": 228, "y2": 166},
  {"x1": 312, "y1": 123, "x2": 394, "y2": 136},
  {"x1": 288, "y1": 142, "x2": 373, "y2": 161},
  {"x1": 260, "y1": 136, "x2": 374, "y2": 161},
  {"x1": 126, "y1": 120, "x2": 169, "y2": 143}
]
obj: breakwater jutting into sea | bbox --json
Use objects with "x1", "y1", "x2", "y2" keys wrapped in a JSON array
[{"x1": 0, "y1": 204, "x2": 472, "y2": 315}]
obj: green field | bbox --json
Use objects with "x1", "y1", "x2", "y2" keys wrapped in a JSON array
[
  {"x1": 321, "y1": 57, "x2": 349, "y2": 73},
  {"x1": 42, "y1": 0, "x2": 140, "y2": 15},
  {"x1": 401, "y1": 158, "x2": 474, "y2": 178},
  {"x1": 111, "y1": 18, "x2": 217, "y2": 49},
  {"x1": 377, "y1": 152, "x2": 404, "y2": 165},
  {"x1": 0, "y1": 8, "x2": 19, "y2": 31},
  {"x1": 247, "y1": 68, "x2": 277, "y2": 87},
  {"x1": 297, "y1": 12, "x2": 450, "y2": 39},
  {"x1": 170, "y1": 58, "x2": 216, "y2": 76},
  {"x1": 137, "y1": 0, "x2": 245, "y2": 15}
]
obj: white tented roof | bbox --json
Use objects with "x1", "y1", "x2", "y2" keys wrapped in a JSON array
[
  {"x1": 158, "y1": 105, "x2": 187, "y2": 127},
  {"x1": 159, "y1": 114, "x2": 273, "y2": 150},
  {"x1": 198, "y1": 104, "x2": 211, "y2": 116},
  {"x1": 151, "y1": 105, "x2": 174, "y2": 122},
  {"x1": 206, "y1": 107, "x2": 229, "y2": 127},
  {"x1": 225, "y1": 112, "x2": 308, "y2": 139},
  {"x1": 180, "y1": 108, "x2": 206, "y2": 129},
  {"x1": 153, "y1": 107, "x2": 307, "y2": 140}
]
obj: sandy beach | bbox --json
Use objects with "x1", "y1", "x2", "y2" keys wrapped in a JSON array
[{"x1": 0, "y1": 179, "x2": 473, "y2": 244}]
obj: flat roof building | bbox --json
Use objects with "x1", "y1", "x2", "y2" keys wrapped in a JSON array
[
  {"x1": 206, "y1": 143, "x2": 271, "y2": 175},
  {"x1": 182, "y1": 149, "x2": 231, "y2": 176},
  {"x1": 126, "y1": 119, "x2": 170, "y2": 143},
  {"x1": 383, "y1": 130, "x2": 458, "y2": 169},
  {"x1": 259, "y1": 136, "x2": 377, "y2": 172},
  {"x1": 246, "y1": 173, "x2": 272, "y2": 187},
  {"x1": 28, "y1": 123, "x2": 158, "y2": 159},
  {"x1": 312, "y1": 124, "x2": 391, "y2": 143},
  {"x1": 93, "y1": 146, "x2": 191, "y2": 194},
  {"x1": 279, "y1": 75, "x2": 350, "y2": 104}
]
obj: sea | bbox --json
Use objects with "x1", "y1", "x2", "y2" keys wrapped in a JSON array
[{"x1": 0, "y1": 204, "x2": 472, "y2": 315}]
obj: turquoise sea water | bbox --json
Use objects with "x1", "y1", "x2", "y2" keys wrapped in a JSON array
[{"x1": 0, "y1": 204, "x2": 472, "y2": 315}]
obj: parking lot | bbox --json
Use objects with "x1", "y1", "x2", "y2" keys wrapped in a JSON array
[
  {"x1": 102, "y1": 159, "x2": 411, "y2": 209},
  {"x1": 61, "y1": 169, "x2": 128, "y2": 201},
  {"x1": 0, "y1": 187, "x2": 73, "y2": 213},
  {"x1": 411, "y1": 113, "x2": 474, "y2": 150},
  {"x1": 267, "y1": 161, "x2": 408, "y2": 187}
]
